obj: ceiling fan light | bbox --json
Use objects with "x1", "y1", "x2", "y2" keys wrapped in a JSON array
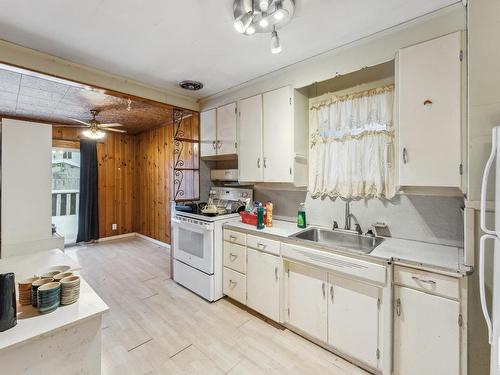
[
  {"x1": 234, "y1": 11, "x2": 253, "y2": 33},
  {"x1": 259, "y1": 15, "x2": 269, "y2": 28},
  {"x1": 259, "y1": 0, "x2": 270, "y2": 12},
  {"x1": 273, "y1": 1, "x2": 288, "y2": 20},
  {"x1": 83, "y1": 129, "x2": 105, "y2": 140},
  {"x1": 246, "y1": 25, "x2": 256, "y2": 35},
  {"x1": 270, "y1": 30, "x2": 282, "y2": 54}
]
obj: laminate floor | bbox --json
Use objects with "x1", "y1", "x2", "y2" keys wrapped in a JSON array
[{"x1": 67, "y1": 237, "x2": 370, "y2": 375}]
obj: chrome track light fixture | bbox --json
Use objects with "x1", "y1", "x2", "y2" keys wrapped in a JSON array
[{"x1": 233, "y1": 0, "x2": 295, "y2": 54}]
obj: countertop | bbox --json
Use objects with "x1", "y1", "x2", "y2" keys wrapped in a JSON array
[
  {"x1": 224, "y1": 220, "x2": 469, "y2": 276},
  {"x1": 0, "y1": 249, "x2": 109, "y2": 352}
]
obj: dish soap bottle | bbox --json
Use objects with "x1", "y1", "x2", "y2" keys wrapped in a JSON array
[
  {"x1": 256, "y1": 203, "x2": 265, "y2": 230},
  {"x1": 297, "y1": 202, "x2": 306, "y2": 229}
]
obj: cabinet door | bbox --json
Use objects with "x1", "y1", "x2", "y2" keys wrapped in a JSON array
[
  {"x1": 398, "y1": 32, "x2": 462, "y2": 187},
  {"x1": 216, "y1": 102, "x2": 237, "y2": 155},
  {"x1": 285, "y1": 261, "x2": 327, "y2": 342},
  {"x1": 200, "y1": 109, "x2": 217, "y2": 157},
  {"x1": 393, "y1": 286, "x2": 460, "y2": 375},
  {"x1": 263, "y1": 87, "x2": 293, "y2": 182},
  {"x1": 238, "y1": 95, "x2": 263, "y2": 182},
  {"x1": 328, "y1": 274, "x2": 380, "y2": 369},
  {"x1": 247, "y1": 248, "x2": 280, "y2": 322}
]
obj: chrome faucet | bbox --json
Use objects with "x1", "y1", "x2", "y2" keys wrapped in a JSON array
[{"x1": 344, "y1": 200, "x2": 351, "y2": 230}]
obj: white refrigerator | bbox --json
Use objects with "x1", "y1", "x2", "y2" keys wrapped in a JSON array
[{"x1": 480, "y1": 126, "x2": 500, "y2": 375}]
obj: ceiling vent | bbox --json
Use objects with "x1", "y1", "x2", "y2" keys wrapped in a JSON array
[{"x1": 179, "y1": 80, "x2": 204, "y2": 91}]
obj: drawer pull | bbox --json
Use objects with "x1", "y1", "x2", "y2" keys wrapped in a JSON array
[
  {"x1": 412, "y1": 276, "x2": 436, "y2": 285},
  {"x1": 229, "y1": 235, "x2": 237, "y2": 241},
  {"x1": 257, "y1": 242, "x2": 266, "y2": 248},
  {"x1": 229, "y1": 253, "x2": 238, "y2": 260},
  {"x1": 229, "y1": 279, "x2": 237, "y2": 287}
]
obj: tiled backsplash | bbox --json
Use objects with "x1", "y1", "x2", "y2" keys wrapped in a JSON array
[{"x1": 254, "y1": 188, "x2": 464, "y2": 248}]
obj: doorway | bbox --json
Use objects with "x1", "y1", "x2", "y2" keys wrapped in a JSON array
[{"x1": 51, "y1": 147, "x2": 80, "y2": 245}]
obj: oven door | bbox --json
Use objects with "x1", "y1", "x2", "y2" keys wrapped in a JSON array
[{"x1": 172, "y1": 217, "x2": 214, "y2": 274}]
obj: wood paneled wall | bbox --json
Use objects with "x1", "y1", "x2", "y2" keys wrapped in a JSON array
[
  {"x1": 133, "y1": 125, "x2": 173, "y2": 244},
  {"x1": 52, "y1": 127, "x2": 136, "y2": 238}
]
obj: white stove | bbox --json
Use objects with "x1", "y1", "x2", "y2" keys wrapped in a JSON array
[{"x1": 171, "y1": 187, "x2": 253, "y2": 301}]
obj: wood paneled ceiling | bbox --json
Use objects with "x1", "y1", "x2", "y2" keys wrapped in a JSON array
[{"x1": 0, "y1": 65, "x2": 194, "y2": 135}]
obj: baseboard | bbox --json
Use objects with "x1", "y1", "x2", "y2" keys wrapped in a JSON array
[
  {"x1": 97, "y1": 232, "x2": 170, "y2": 249},
  {"x1": 134, "y1": 233, "x2": 171, "y2": 249},
  {"x1": 97, "y1": 233, "x2": 136, "y2": 242}
]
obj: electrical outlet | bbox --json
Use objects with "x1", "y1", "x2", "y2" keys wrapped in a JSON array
[{"x1": 112, "y1": 224, "x2": 117, "y2": 231}]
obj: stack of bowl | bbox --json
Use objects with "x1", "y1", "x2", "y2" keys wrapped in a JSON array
[
  {"x1": 18, "y1": 277, "x2": 40, "y2": 305},
  {"x1": 37, "y1": 282, "x2": 61, "y2": 314},
  {"x1": 41, "y1": 271, "x2": 60, "y2": 279},
  {"x1": 60, "y1": 276, "x2": 80, "y2": 305},
  {"x1": 53, "y1": 272, "x2": 73, "y2": 282},
  {"x1": 32, "y1": 278, "x2": 55, "y2": 308}
]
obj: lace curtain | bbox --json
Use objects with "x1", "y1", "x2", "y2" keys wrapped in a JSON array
[{"x1": 309, "y1": 85, "x2": 396, "y2": 199}]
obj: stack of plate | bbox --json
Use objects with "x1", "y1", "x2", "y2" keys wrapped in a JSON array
[
  {"x1": 60, "y1": 276, "x2": 80, "y2": 305},
  {"x1": 31, "y1": 278, "x2": 54, "y2": 307},
  {"x1": 37, "y1": 282, "x2": 61, "y2": 313},
  {"x1": 18, "y1": 277, "x2": 40, "y2": 305}
]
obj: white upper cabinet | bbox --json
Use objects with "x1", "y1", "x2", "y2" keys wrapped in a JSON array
[
  {"x1": 238, "y1": 86, "x2": 308, "y2": 185},
  {"x1": 393, "y1": 286, "x2": 460, "y2": 375},
  {"x1": 216, "y1": 102, "x2": 237, "y2": 155},
  {"x1": 398, "y1": 32, "x2": 462, "y2": 188},
  {"x1": 200, "y1": 103, "x2": 237, "y2": 158},
  {"x1": 200, "y1": 109, "x2": 217, "y2": 157},
  {"x1": 328, "y1": 274, "x2": 381, "y2": 370},
  {"x1": 263, "y1": 87, "x2": 293, "y2": 182},
  {"x1": 238, "y1": 94, "x2": 263, "y2": 182}
]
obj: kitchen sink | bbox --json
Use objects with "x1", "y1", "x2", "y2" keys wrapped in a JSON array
[{"x1": 290, "y1": 227, "x2": 384, "y2": 254}]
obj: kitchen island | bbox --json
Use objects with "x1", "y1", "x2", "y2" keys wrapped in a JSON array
[{"x1": 0, "y1": 249, "x2": 108, "y2": 374}]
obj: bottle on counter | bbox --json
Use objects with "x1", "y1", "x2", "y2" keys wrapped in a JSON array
[
  {"x1": 265, "y1": 201, "x2": 273, "y2": 227},
  {"x1": 297, "y1": 202, "x2": 307, "y2": 229},
  {"x1": 256, "y1": 203, "x2": 265, "y2": 230}
]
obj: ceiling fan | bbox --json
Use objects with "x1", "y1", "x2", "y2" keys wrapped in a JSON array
[{"x1": 68, "y1": 109, "x2": 126, "y2": 139}]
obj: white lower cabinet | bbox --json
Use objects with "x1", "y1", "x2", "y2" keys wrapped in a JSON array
[
  {"x1": 393, "y1": 285, "x2": 460, "y2": 375},
  {"x1": 328, "y1": 274, "x2": 381, "y2": 369},
  {"x1": 285, "y1": 262, "x2": 328, "y2": 342},
  {"x1": 246, "y1": 248, "x2": 280, "y2": 322}
]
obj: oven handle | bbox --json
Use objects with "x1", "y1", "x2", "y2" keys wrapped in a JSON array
[{"x1": 172, "y1": 217, "x2": 212, "y2": 231}]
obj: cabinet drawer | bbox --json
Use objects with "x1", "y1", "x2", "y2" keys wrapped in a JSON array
[
  {"x1": 394, "y1": 266, "x2": 459, "y2": 300},
  {"x1": 223, "y1": 230, "x2": 246, "y2": 246},
  {"x1": 223, "y1": 267, "x2": 246, "y2": 304},
  {"x1": 247, "y1": 235, "x2": 280, "y2": 256},
  {"x1": 223, "y1": 241, "x2": 246, "y2": 274}
]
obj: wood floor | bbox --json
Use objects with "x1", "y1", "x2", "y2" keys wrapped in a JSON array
[{"x1": 66, "y1": 237, "x2": 369, "y2": 375}]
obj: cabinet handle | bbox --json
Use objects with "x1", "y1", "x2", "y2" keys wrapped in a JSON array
[
  {"x1": 212, "y1": 141, "x2": 217, "y2": 150},
  {"x1": 257, "y1": 242, "x2": 265, "y2": 248},
  {"x1": 423, "y1": 99, "x2": 433, "y2": 106},
  {"x1": 217, "y1": 140, "x2": 222, "y2": 149},
  {"x1": 229, "y1": 279, "x2": 237, "y2": 287},
  {"x1": 229, "y1": 253, "x2": 238, "y2": 260},
  {"x1": 396, "y1": 298, "x2": 401, "y2": 316},
  {"x1": 229, "y1": 235, "x2": 237, "y2": 241},
  {"x1": 263, "y1": 157, "x2": 267, "y2": 168},
  {"x1": 330, "y1": 285, "x2": 334, "y2": 303},
  {"x1": 275, "y1": 266, "x2": 278, "y2": 282},
  {"x1": 257, "y1": 157, "x2": 261, "y2": 168},
  {"x1": 411, "y1": 276, "x2": 436, "y2": 285},
  {"x1": 402, "y1": 147, "x2": 408, "y2": 164},
  {"x1": 322, "y1": 282, "x2": 326, "y2": 298}
]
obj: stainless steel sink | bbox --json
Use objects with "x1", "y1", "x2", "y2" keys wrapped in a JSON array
[{"x1": 290, "y1": 227, "x2": 384, "y2": 254}]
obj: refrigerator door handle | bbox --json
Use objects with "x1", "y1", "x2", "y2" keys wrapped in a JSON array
[
  {"x1": 480, "y1": 127, "x2": 497, "y2": 235},
  {"x1": 480, "y1": 234, "x2": 497, "y2": 344}
]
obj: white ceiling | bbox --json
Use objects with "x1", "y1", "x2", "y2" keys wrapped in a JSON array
[{"x1": 0, "y1": 0, "x2": 457, "y2": 99}]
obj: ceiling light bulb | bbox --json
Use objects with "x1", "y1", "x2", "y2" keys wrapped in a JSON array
[
  {"x1": 83, "y1": 129, "x2": 105, "y2": 140},
  {"x1": 270, "y1": 30, "x2": 282, "y2": 54},
  {"x1": 259, "y1": 0, "x2": 270, "y2": 12},
  {"x1": 246, "y1": 25, "x2": 256, "y2": 35},
  {"x1": 259, "y1": 15, "x2": 269, "y2": 28},
  {"x1": 234, "y1": 11, "x2": 253, "y2": 33},
  {"x1": 273, "y1": 1, "x2": 288, "y2": 20}
]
